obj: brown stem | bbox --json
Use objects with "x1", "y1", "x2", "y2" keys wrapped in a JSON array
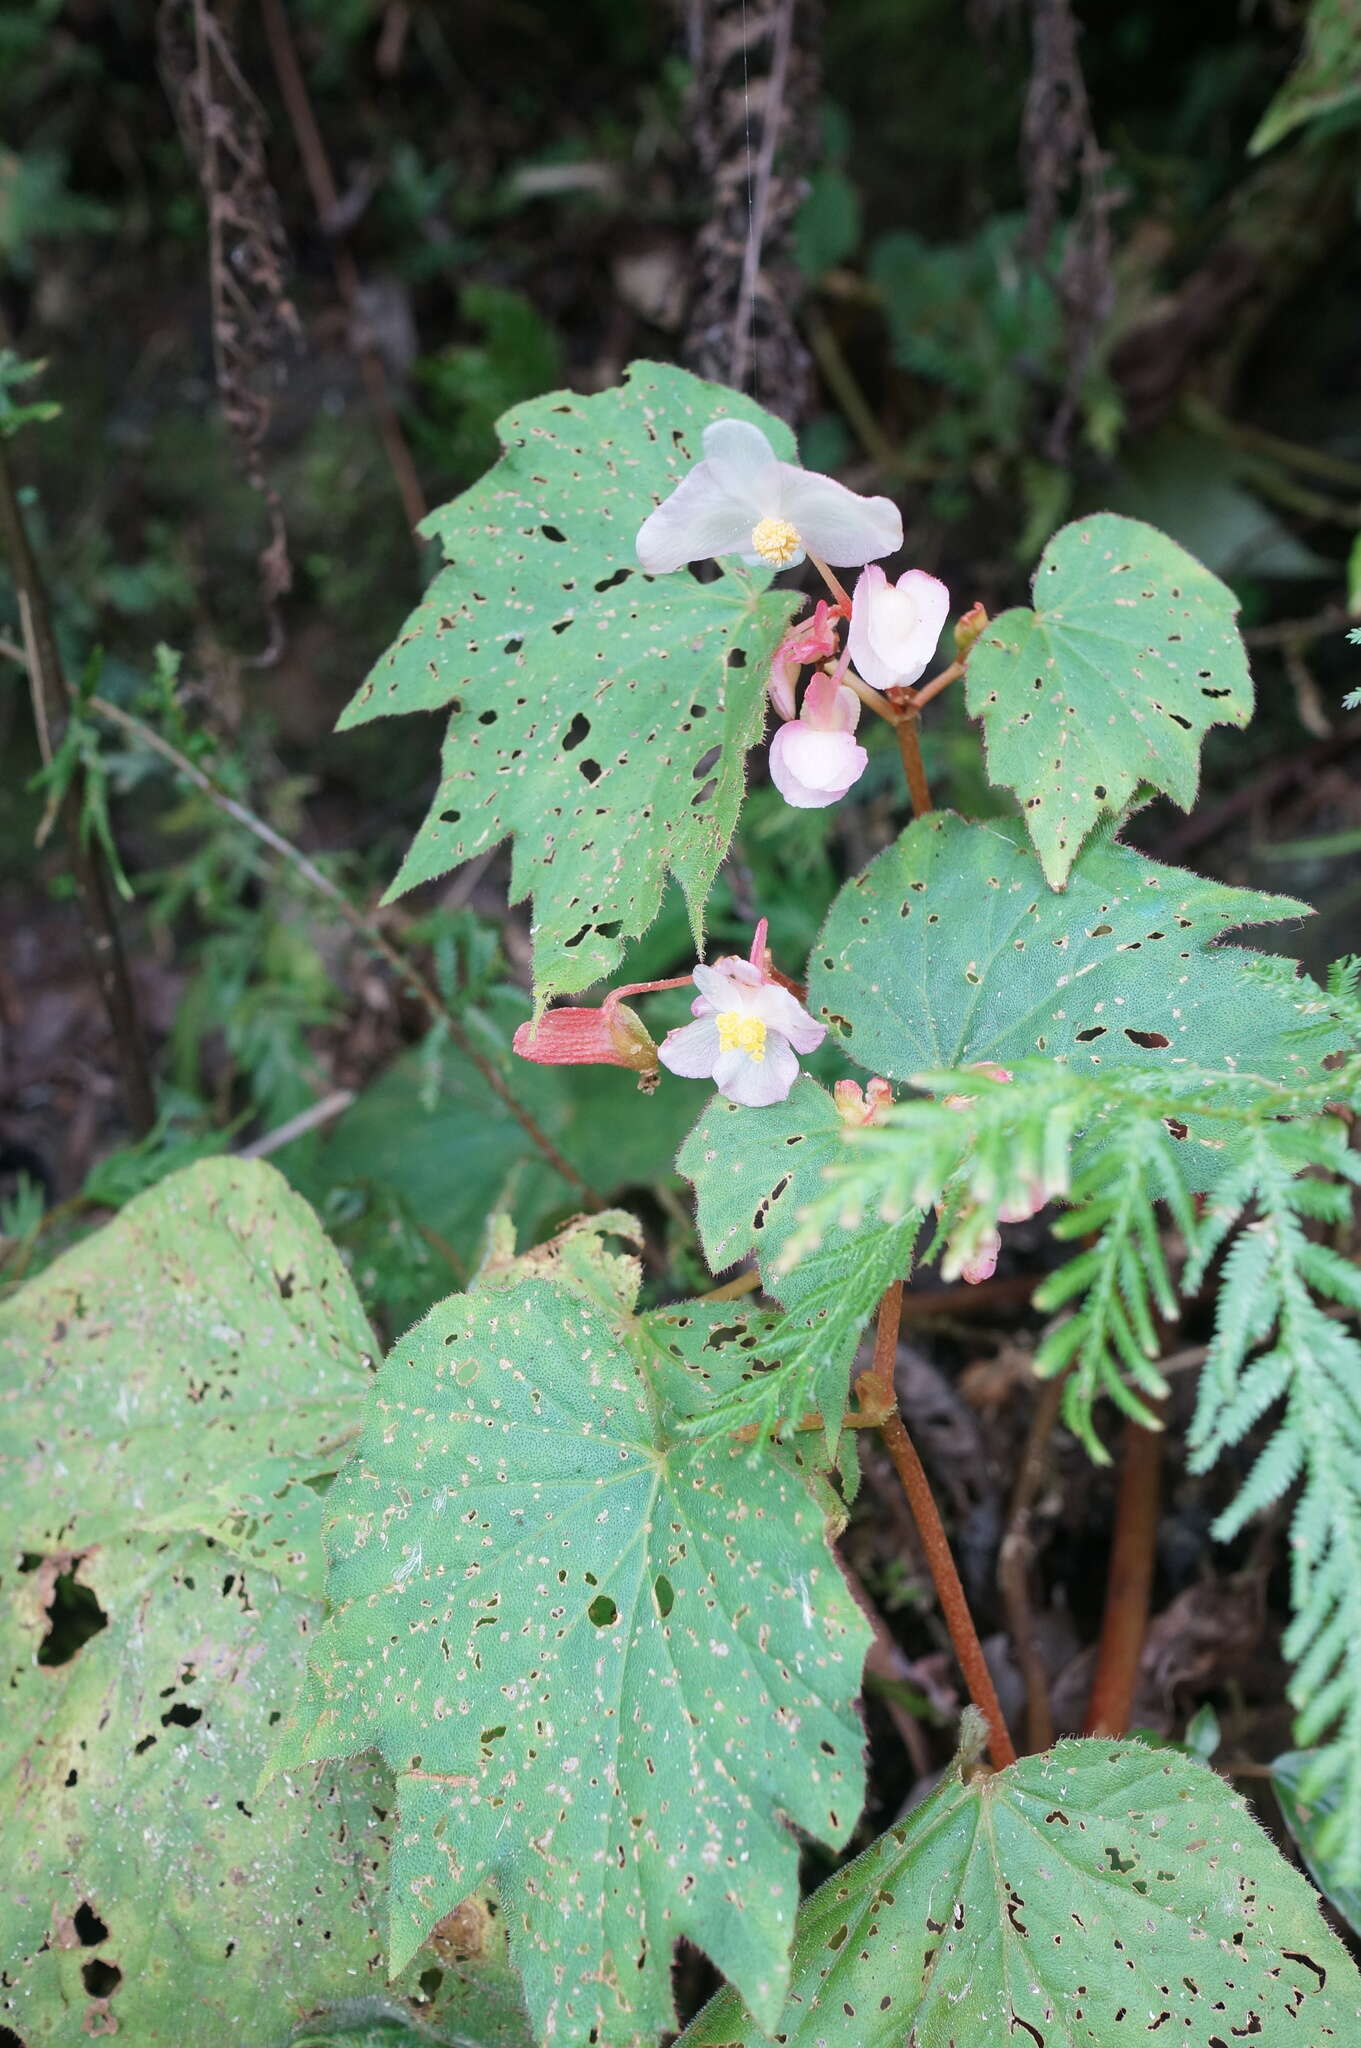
[
  {"x1": 907, "y1": 656, "x2": 964, "y2": 710},
  {"x1": 259, "y1": 0, "x2": 427, "y2": 536},
  {"x1": 696, "y1": 1266, "x2": 763, "y2": 1303},
  {"x1": 893, "y1": 709, "x2": 932, "y2": 817},
  {"x1": 1083, "y1": 1408, "x2": 1167, "y2": 1738},
  {"x1": 861, "y1": 1283, "x2": 1017, "y2": 1770},
  {"x1": 997, "y1": 1371, "x2": 1067, "y2": 1754},
  {"x1": 0, "y1": 443, "x2": 156, "y2": 1136},
  {"x1": 88, "y1": 693, "x2": 598, "y2": 1203}
]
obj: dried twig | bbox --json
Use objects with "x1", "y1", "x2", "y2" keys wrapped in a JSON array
[
  {"x1": 1018, "y1": 0, "x2": 1117, "y2": 460},
  {"x1": 258, "y1": 0, "x2": 427, "y2": 535},
  {"x1": 0, "y1": 447, "x2": 155, "y2": 1137},
  {"x1": 680, "y1": 0, "x2": 819, "y2": 416},
  {"x1": 158, "y1": 0, "x2": 301, "y2": 660}
]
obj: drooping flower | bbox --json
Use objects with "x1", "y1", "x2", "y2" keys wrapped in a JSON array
[
  {"x1": 767, "y1": 600, "x2": 843, "y2": 722},
  {"x1": 848, "y1": 564, "x2": 951, "y2": 691},
  {"x1": 636, "y1": 419, "x2": 902, "y2": 575},
  {"x1": 658, "y1": 946, "x2": 826, "y2": 1107},
  {"x1": 768, "y1": 668, "x2": 868, "y2": 810},
  {"x1": 513, "y1": 993, "x2": 661, "y2": 1090}
]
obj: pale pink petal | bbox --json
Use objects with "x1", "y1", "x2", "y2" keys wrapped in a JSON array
[
  {"x1": 959, "y1": 1233, "x2": 1001, "y2": 1285},
  {"x1": 801, "y1": 669, "x2": 860, "y2": 733},
  {"x1": 849, "y1": 566, "x2": 950, "y2": 688},
  {"x1": 709, "y1": 956, "x2": 765, "y2": 989},
  {"x1": 768, "y1": 650, "x2": 799, "y2": 723},
  {"x1": 847, "y1": 565, "x2": 892, "y2": 688},
  {"x1": 779, "y1": 469, "x2": 902, "y2": 567},
  {"x1": 713, "y1": 1033, "x2": 801, "y2": 1106},
  {"x1": 658, "y1": 1016, "x2": 721, "y2": 1079},
  {"x1": 702, "y1": 419, "x2": 781, "y2": 510},
  {"x1": 747, "y1": 981, "x2": 826, "y2": 1055},
  {"x1": 769, "y1": 721, "x2": 868, "y2": 808},
  {"x1": 636, "y1": 464, "x2": 757, "y2": 573},
  {"x1": 691, "y1": 962, "x2": 741, "y2": 1012}
]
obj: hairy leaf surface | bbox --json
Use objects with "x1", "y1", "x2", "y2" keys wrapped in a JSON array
[
  {"x1": 677, "y1": 1079, "x2": 918, "y2": 1442},
  {"x1": 680, "y1": 1738, "x2": 1361, "y2": 2045},
  {"x1": 341, "y1": 362, "x2": 801, "y2": 1000},
  {"x1": 809, "y1": 813, "x2": 1315, "y2": 1133},
  {"x1": 277, "y1": 1228, "x2": 870, "y2": 2048},
  {"x1": 0, "y1": 1158, "x2": 375, "y2": 1591},
  {"x1": 964, "y1": 514, "x2": 1251, "y2": 885},
  {"x1": 0, "y1": 1536, "x2": 529, "y2": 2047}
]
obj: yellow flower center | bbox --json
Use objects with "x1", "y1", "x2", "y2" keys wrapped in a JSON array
[
  {"x1": 716, "y1": 1010, "x2": 767, "y2": 1061},
  {"x1": 750, "y1": 517, "x2": 801, "y2": 567}
]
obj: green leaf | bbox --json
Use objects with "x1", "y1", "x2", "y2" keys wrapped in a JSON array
[
  {"x1": 341, "y1": 362, "x2": 802, "y2": 1000},
  {"x1": 1, "y1": 1535, "x2": 531, "y2": 2047},
  {"x1": 1251, "y1": 0, "x2": 1361, "y2": 153},
  {"x1": 0, "y1": 1158, "x2": 376, "y2": 1593},
  {"x1": 276, "y1": 1227, "x2": 871, "y2": 2048},
  {"x1": 808, "y1": 812, "x2": 1316, "y2": 1121},
  {"x1": 964, "y1": 513, "x2": 1252, "y2": 886},
  {"x1": 679, "y1": 1738, "x2": 1361, "y2": 2046},
  {"x1": 1273, "y1": 1748, "x2": 1361, "y2": 1937},
  {"x1": 676, "y1": 1078, "x2": 918, "y2": 1444}
]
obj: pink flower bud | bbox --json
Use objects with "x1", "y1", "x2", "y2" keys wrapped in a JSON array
[
  {"x1": 848, "y1": 565, "x2": 951, "y2": 691},
  {"x1": 942, "y1": 1062, "x2": 1014, "y2": 1110},
  {"x1": 953, "y1": 600, "x2": 989, "y2": 659},
  {"x1": 767, "y1": 600, "x2": 843, "y2": 721},
  {"x1": 835, "y1": 1075, "x2": 894, "y2": 1127}
]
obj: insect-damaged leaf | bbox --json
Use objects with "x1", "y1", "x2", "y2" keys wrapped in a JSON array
[
  {"x1": 810, "y1": 812, "x2": 1320, "y2": 1140},
  {"x1": 679, "y1": 1738, "x2": 1361, "y2": 2046},
  {"x1": 275, "y1": 1223, "x2": 871, "y2": 2048},
  {"x1": 0, "y1": 1158, "x2": 376, "y2": 1594},
  {"x1": 676, "y1": 1079, "x2": 918, "y2": 1447},
  {"x1": 341, "y1": 361, "x2": 802, "y2": 1002},
  {"x1": 0, "y1": 1537, "x2": 531, "y2": 2047},
  {"x1": 964, "y1": 513, "x2": 1252, "y2": 887}
]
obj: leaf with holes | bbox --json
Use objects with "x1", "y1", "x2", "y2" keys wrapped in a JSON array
[
  {"x1": 340, "y1": 362, "x2": 803, "y2": 1000},
  {"x1": 809, "y1": 813, "x2": 1320, "y2": 1154},
  {"x1": 0, "y1": 1158, "x2": 376, "y2": 1593},
  {"x1": 679, "y1": 1736, "x2": 1361, "y2": 2046},
  {"x1": 964, "y1": 513, "x2": 1252, "y2": 887},
  {"x1": 0, "y1": 1536, "x2": 531, "y2": 2047},
  {"x1": 676, "y1": 1079, "x2": 918, "y2": 1446},
  {"x1": 275, "y1": 1223, "x2": 871, "y2": 2048}
]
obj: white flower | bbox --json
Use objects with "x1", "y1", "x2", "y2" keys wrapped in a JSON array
[
  {"x1": 768, "y1": 669, "x2": 868, "y2": 810},
  {"x1": 848, "y1": 565, "x2": 950, "y2": 690},
  {"x1": 636, "y1": 419, "x2": 902, "y2": 575},
  {"x1": 658, "y1": 956, "x2": 825, "y2": 1107}
]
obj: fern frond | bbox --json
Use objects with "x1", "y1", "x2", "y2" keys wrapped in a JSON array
[{"x1": 1187, "y1": 1128, "x2": 1361, "y2": 1880}]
